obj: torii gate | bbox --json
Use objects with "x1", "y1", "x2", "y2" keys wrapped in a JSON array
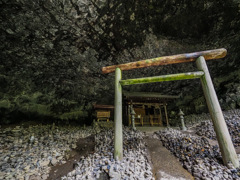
[{"x1": 102, "y1": 48, "x2": 239, "y2": 168}]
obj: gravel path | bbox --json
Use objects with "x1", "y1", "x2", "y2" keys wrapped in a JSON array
[
  {"x1": 145, "y1": 136, "x2": 194, "y2": 180},
  {"x1": 47, "y1": 135, "x2": 95, "y2": 180}
]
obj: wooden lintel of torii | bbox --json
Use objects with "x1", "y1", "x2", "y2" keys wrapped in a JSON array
[{"x1": 102, "y1": 48, "x2": 226, "y2": 74}]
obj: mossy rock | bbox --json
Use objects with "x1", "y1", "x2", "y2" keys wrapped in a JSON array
[
  {"x1": 20, "y1": 103, "x2": 51, "y2": 116},
  {"x1": 58, "y1": 110, "x2": 88, "y2": 120},
  {"x1": 0, "y1": 99, "x2": 11, "y2": 109},
  {"x1": 193, "y1": 96, "x2": 207, "y2": 113}
]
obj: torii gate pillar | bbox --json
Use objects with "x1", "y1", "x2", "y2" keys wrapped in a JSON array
[
  {"x1": 196, "y1": 56, "x2": 239, "y2": 168},
  {"x1": 114, "y1": 68, "x2": 123, "y2": 160}
]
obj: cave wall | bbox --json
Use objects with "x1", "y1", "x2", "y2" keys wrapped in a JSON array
[{"x1": 0, "y1": 0, "x2": 240, "y2": 124}]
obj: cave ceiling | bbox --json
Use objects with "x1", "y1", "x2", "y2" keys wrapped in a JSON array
[{"x1": 0, "y1": 0, "x2": 240, "y2": 121}]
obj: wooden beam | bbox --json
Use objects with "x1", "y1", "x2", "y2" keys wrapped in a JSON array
[
  {"x1": 114, "y1": 68, "x2": 123, "y2": 160},
  {"x1": 129, "y1": 102, "x2": 164, "y2": 106},
  {"x1": 124, "y1": 91, "x2": 180, "y2": 99},
  {"x1": 120, "y1": 71, "x2": 204, "y2": 86},
  {"x1": 102, "y1": 48, "x2": 227, "y2": 74},
  {"x1": 196, "y1": 56, "x2": 239, "y2": 168},
  {"x1": 93, "y1": 104, "x2": 114, "y2": 109}
]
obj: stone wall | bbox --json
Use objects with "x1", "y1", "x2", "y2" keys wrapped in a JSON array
[{"x1": 1, "y1": 0, "x2": 240, "y2": 123}]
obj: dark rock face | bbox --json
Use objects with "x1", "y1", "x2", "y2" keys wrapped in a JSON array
[{"x1": 0, "y1": 0, "x2": 240, "y2": 123}]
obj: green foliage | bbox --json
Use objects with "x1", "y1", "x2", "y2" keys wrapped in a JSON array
[
  {"x1": 0, "y1": 99, "x2": 11, "y2": 109},
  {"x1": 0, "y1": 91, "x2": 88, "y2": 121},
  {"x1": 19, "y1": 103, "x2": 51, "y2": 116},
  {"x1": 59, "y1": 110, "x2": 88, "y2": 120}
]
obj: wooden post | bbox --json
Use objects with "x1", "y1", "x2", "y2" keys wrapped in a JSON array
[
  {"x1": 159, "y1": 106, "x2": 163, "y2": 127},
  {"x1": 128, "y1": 104, "x2": 131, "y2": 126},
  {"x1": 164, "y1": 104, "x2": 169, "y2": 127},
  {"x1": 141, "y1": 116, "x2": 143, "y2": 126},
  {"x1": 114, "y1": 68, "x2": 123, "y2": 160},
  {"x1": 196, "y1": 56, "x2": 239, "y2": 168},
  {"x1": 150, "y1": 115, "x2": 153, "y2": 126}
]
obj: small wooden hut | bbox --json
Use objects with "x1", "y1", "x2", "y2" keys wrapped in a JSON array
[
  {"x1": 124, "y1": 92, "x2": 179, "y2": 126},
  {"x1": 93, "y1": 104, "x2": 114, "y2": 121}
]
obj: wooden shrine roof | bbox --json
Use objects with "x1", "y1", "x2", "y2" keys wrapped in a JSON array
[
  {"x1": 93, "y1": 104, "x2": 114, "y2": 109},
  {"x1": 124, "y1": 92, "x2": 180, "y2": 103}
]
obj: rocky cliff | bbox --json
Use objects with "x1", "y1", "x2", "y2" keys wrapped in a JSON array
[{"x1": 1, "y1": 0, "x2": 240, "y2": 124}]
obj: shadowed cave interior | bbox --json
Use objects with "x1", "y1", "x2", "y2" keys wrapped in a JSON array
[{"x1": 1, "y1": 0, "x2": 240, "y2": 180}]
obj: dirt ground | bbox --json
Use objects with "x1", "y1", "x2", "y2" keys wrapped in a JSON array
[
  {"x1": 47, "y1": 135, "x2": 95, "y2": 180},
  {"x1": 136, "y1": 126, "x2": 166, "y2": 134}
]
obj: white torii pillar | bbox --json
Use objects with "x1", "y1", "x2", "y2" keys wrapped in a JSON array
[
  {"x1": 196, "y1": 56, "x2": 239, "y2": 168},
  {"x1": 114, "y1": 68, "x2": 123, "y2": 160}
]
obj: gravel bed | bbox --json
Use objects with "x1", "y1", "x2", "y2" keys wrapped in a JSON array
[
  {"x1": 155, "y1": 128, "x2": 240, "y2": 180},
  {"x1": 62, "y1": 128, "x2": 154, "y2": 180},
  {"x1": 195, "y1": 111, "x2": 240, "y2": 147},
  {"x1": 0, "y1": 124, "x2": 94, "y2": 180}
]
